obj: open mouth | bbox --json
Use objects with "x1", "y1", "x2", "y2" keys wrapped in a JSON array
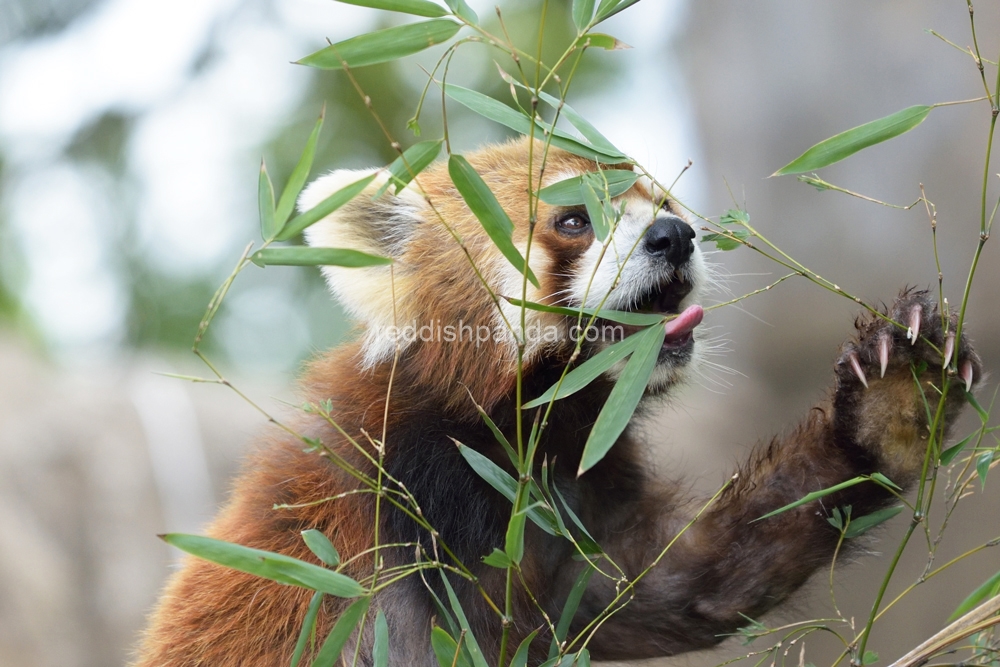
[{"x1": 614, "y1": 278, "x2": 703, "y2": 349}]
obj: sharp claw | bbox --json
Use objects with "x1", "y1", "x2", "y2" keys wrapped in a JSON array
[
  {"x1": 848, "y1": 351, "x2": 868, "y2": 388},
  {"x1": 908, "y1": 304, "x2": 922, "y2": 345},
  {"x1": 943, "y1": 332, "x2": 955, "y2": 369},
  {"x1": 878, "y1": 332, "x2": 890, "y2": 378},
  {"x1": 960, "y1": 359, "x2": 974, "y2": 392}
]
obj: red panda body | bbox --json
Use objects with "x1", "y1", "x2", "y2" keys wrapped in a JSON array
[{"x1": 134, "y1": 139, "x2": 980, "y2": 666}]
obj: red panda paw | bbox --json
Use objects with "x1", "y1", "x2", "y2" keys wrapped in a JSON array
[{"x1": 831, "y1": 288, "x2": 982, "y2": 481}]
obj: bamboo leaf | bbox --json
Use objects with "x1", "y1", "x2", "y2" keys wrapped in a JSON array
[
  {"x1": 510, "y1": 630, "x2": 539, "y2": 667},
  {"x1": 335, "y1": 0, "x2": 448, "y2": 18},
  {"x1": 162, "y1": 533, "x2": 366, "y2": 597},
  {"x1": 493, "y1": 68, "x2": 626, "y2": 158},
  {"x1": 576, "y1": 33, "x2": 630, "y2": 51},
  {"x1": 443, "y1": 0, "x2": 477, "y2": 24},
  {"x1": 251, "y1": 247, "x2": 392, "y2": 268},
  {"x1": 301, "y1": 529, "x2": 340, "y2": 567},
  {"x1": 259, "y1": 159, "x2": 278, "y2": 240},
  {"x1": 548, "y1": 567, "x2": 595, "y2": 659},
  {"x1": 870, "y1": 472, "x2": 901, "y2": 490},
  {"x1": 290, "y1": 591, "x2": 324, "y2": 667},
  {"x1": 537, "y1": 170, "x2": 637, "y2": 206},
  {"x1": 948, "y1": 568, "x2": 1000, "y2": 622},
  {"x1": 976, "y1": 450, "x2": 995, "y2": 488},
  {"x1": 454, "y1": 440, "x2": 560, "y2": 535},
  {"x1": 377, "y1": 140, "x2": 443, "y2": 197},
  {"x1": 448, "y1": 154, "x2": 539, "y2": 287},
  {"x1": 276, "y1": 109, "x2": 324, "y2": 227},
  {"x1": 579, "y1": 323, "x2": 666, "y2": 474},
  {"x1": 581, "y1": 174, "x2": 609, "y2": 241},
  {"x1": 504, "y1": 296, "x2": 663, "y2": 326},
  {"x1": 431, "y1": 627, "x2": 473, "y2": 667},
  {"x1": 505, "y1": 511, "x2": 526, "y2": 563},
  {"x1": 277, "y1": 174, "x2": 377, "y2": 241},
  {"x1": 310, "y1": 597, "x2": 371, "y2": 667},
  {"x1": 522, "y1": 333, "x2": 644, "y2": 409},
  {"x1": 482, "y1": 548, "x2": 512, "y2": 569},
  {"x1": 372, "y1": 610, "x2": 389, "y2": 667},
  {"x1": 298, "y1": 20, "x2": 461, "y2": 70},
  {"x1": 439, "y1": 573, "x2": 489, "y2": 667},
  {"x1": 595, "y1": 0, "x2": 642, "y2": 23},
  {"x1": 843, "y1": 505, "x2": 904, "y2": 538},
  {"x1": 939, "y1": 432, "x2": 976, "y2": 465},
  {"x1": 773, "y1": 105, "x2": 933, "y2": 176},
  {"x1": 443, "y1": 84, "x2": 627, "y2": 162},
  {"x1": 572, "y1": 0, "x2": 596, "y2": 31},
  {"x1": 752, "y1": 476, "x2": 870, "y2": 522}
]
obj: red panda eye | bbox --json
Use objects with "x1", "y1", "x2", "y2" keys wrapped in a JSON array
[{"x1": 555, "y1": 213, "x2": 591, "y2": 234}]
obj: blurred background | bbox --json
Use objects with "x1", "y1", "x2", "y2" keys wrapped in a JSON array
[{"x1": 0, "y1": 0, "x2": 997, "y2": 665}]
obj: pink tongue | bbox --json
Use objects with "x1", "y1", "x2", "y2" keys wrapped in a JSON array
[{"x1": 664, "y1": 305, "x2": 704, "y2": 342}]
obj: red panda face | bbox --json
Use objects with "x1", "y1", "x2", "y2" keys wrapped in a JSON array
[{"x1": 301, "y1": 137, "x2": 706, "y2": 411}]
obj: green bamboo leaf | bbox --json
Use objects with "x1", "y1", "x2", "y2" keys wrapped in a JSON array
[
  {"x1": 493, "y1": 68, "x2": 626, "y2": 158},
  {"x1": 465, "y1": 390, "x2": 518, "y2": 469},
  {"x1": 454, "y1": 440, "x2": 559, "y2": 535},
  {"x1": 572, "y1": 0, "x2": 596, "y2": 30},
  {"x1": 752, "y1": 476, "x2": 870, "y2": 522},
  {"x1": 537, "y1": 170, "x2": 637, "y2": 206},
  {"x1": 301, "y1": 529, "x2": 340, "y2": 567},
  {"x1": 870, "y1": 472, "x2": 901, "y2": 490},
  {"x1": 276, "y1": 109, "x2": 324, "y2": 228},
  {"x1": 504, "y1": 296, "x2": 663, "y2": 326},
  {"x1": 482, "y1": 548, "x2": 512, "y2": 569},
  {"x1": 251, "y1": 247, "x2": 392, "y2": 268},
  {"x1": 278, "y1": 174, "x2": 377, "y2": 241},
  {"x1": 551, "y1": 484, "x2": 601, "y2": 554},
  {"x1": 522, "y1": 333, "x2": 644, "y2": 410},
  {"x1": 575, "y1": 33, "x2": 629, "y2": 51},
  {"x1": 939, "y1": 432, "x2": 976, "y2": 465},
  {"x1": 505, "y1": 511, "x2": 526, "y2": 563},
  {"x1": 310, "y1": 597, "x2": 371, "y2": 667},
  {"x1": 431, "y1": 627, "x2": 473, "y2": 667},
  {"x1": 377, "y1": 140, "x2": 443, "y2": 197},
  {"x1": 443, "y1": 84, "x2": 626, "y2": 162},
  {"x1": 510, "y1": 630, "x2": 539, "y2": 667},
  {"x1": 965, "y1": 390, "x2": 989, "y2": 424},
  {"x1": 372, "y1": 610, "x2": 389, "y2": 667},
  {"x1": 773, "y1": 105, "x2": 933, "y2": 176},
  {"x1": 335, "y1": 0, "x2": 448, "y2": 18},
  {"x1": 439, "y1": 573, "x2": 489, "y2": 667},
  {"x1": 443, "y1": 0, "x2": 477, "y2": 23},
  {"x1": 578, "y1": 322, "x2": 666, "y2": 474},
  {"x1": 843, "y1": 505, "x2": 904, "y2": 538},
  {"x1": 595, "y1": 0, "x2": 641, "y2": 23},
  {"x1": 162, "y1": 533, "x2": 366, "y2": 597},
  {"x1": 976, "y1": 450, "x2": 995, "y2": 488},
  {"x1": 297, "y1": 20, "x2": 461, "y2": 70},
  {"x1": 548, "y1": 567, "x2": 595, "y2": 659},
  {"x1": 948, "y1": 568, "x2": 1000, "y2": 622},
  {"x1": 581, "y1": 174, "x2": 609, "y2": 241},
  {"x1": 290, "y1": 591, "x2": 324, "y2": 667},
  {"x1": 448, "y1": 154, "x2": 539, "y2": 287},
  {"x1": 259, "y1": 159, "x2": 278, "y2": 240}
]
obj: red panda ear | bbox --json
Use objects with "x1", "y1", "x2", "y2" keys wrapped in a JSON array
[{"x1": 300, "y1": 170, "x2": 424, "y2": 366}]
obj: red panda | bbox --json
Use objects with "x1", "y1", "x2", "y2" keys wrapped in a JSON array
[{"x1": 133, "y1": 137, "x2": 980, "y2": 666}]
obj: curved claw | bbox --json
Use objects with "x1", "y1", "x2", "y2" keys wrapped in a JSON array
[
  {"x1": 877, "y1": 331, "x2": 890, "y2": 378},
  {"x1": 960, "y1": 359, "x2": 974, "y2": 392},
  {"x1": 943, "y1": 332, "x2": 955, "y2": 369},
  {"x1": 907, "y1": 304, "x2": 922, "y2": 345},
  {"x1": 848, "y1": 351, "x2": 868, "y2": 389}
]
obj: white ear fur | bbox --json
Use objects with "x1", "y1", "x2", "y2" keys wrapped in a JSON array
[{"x1": 301, "y1": 169, "x2": 425, "y2": 367}]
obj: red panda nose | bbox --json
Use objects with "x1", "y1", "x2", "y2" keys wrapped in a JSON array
[{"x1": 644, "y1": 216, "x2": 696, "y2": 266}]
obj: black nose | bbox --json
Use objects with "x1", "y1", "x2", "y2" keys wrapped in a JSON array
[{"x1": 644, "y1": 216, "x2": 696, "y2": 266}]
